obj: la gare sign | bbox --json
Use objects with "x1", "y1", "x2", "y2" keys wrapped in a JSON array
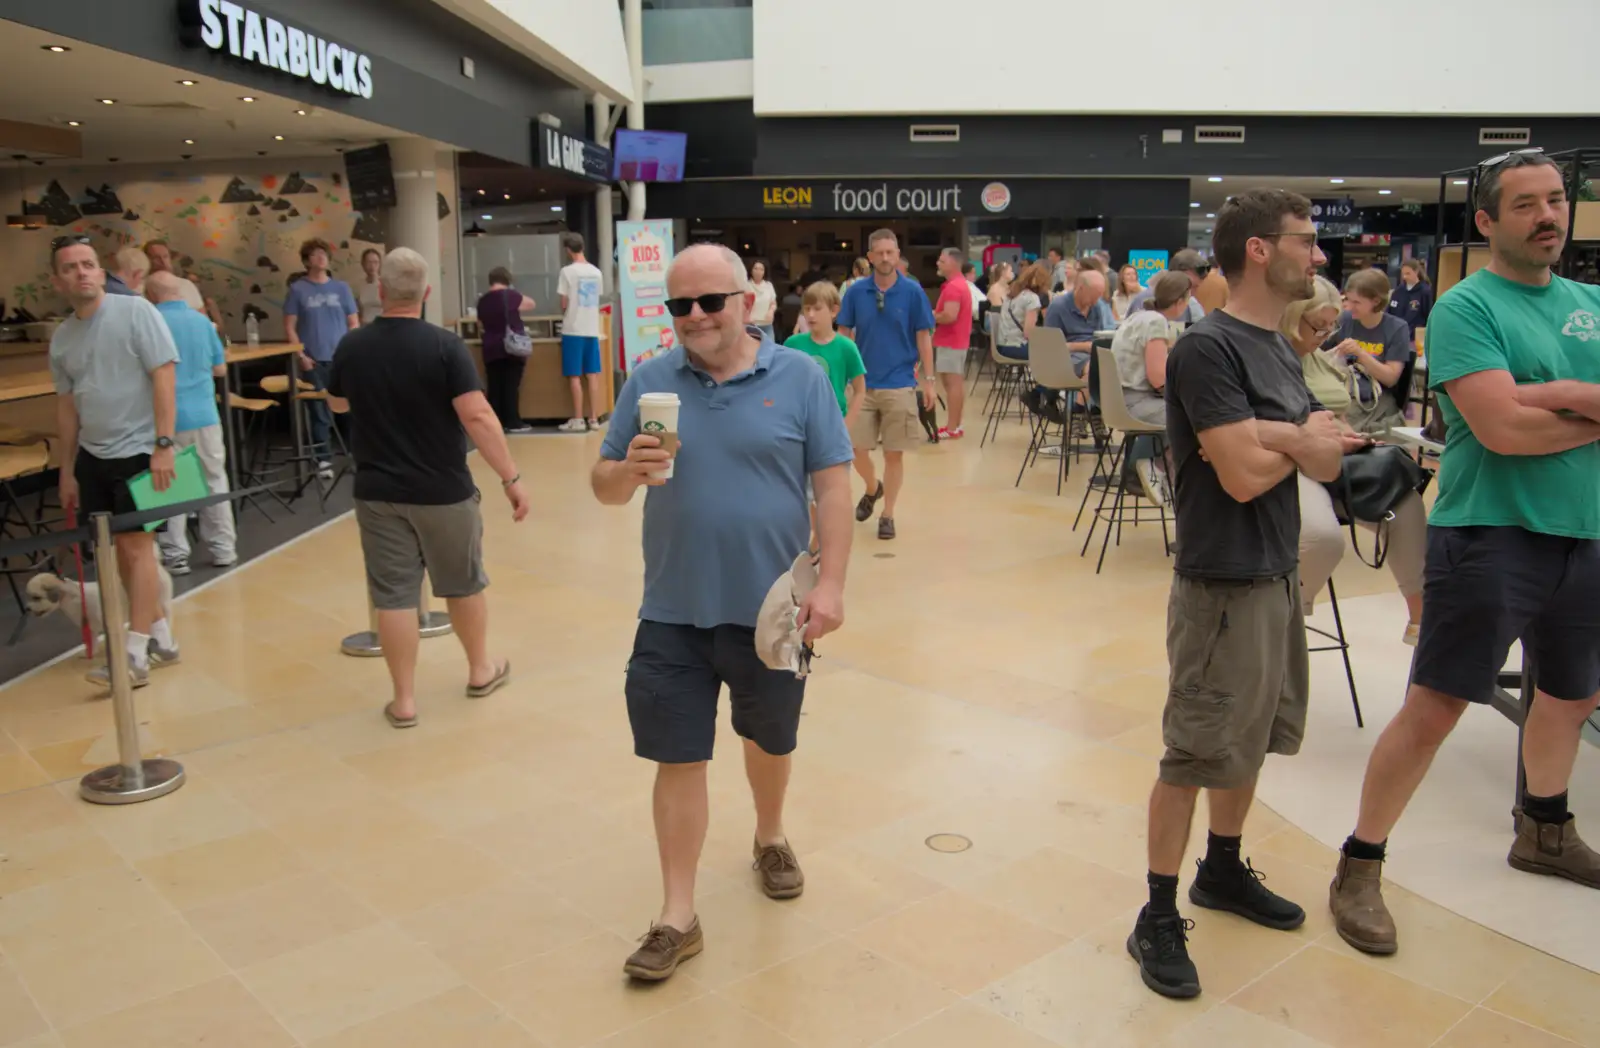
[{"x1": 179, "y1": 0, "x2": 374, "y2": 99}]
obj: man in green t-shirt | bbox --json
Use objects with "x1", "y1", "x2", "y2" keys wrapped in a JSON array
[
  {"x1": 785, "y1": 282, "x2": 865, "y2": 426},
  {"x1": 1332, "y1": 153, "x2": 1600, "y2": 959}
]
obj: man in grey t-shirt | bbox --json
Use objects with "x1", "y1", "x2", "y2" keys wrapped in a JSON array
[{"x1": 48, "y1": 237, "x2": 181, "y2": 688}]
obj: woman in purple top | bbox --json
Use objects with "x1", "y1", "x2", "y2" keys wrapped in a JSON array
[{"x1": 477, "y1": 267, "x2": 534, "y2": 433}]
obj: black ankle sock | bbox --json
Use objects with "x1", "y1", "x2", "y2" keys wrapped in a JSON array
[
  {"x1": 1203, "y1": 832, "x2": 1243, "y2": 871},
  {"x1": 1147, "y1": 872, "x2": 1180, "y2": 915},
  {"x1": 1524, "y1": 791, "x2": 1571, "y2": 825},
  {"x1": 1343, "y1": 835, "x2": 1386, "y2": 862}
]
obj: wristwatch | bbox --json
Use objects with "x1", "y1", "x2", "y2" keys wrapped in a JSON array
[{"x1": 155, "y1": 436, "x2": 176, "y2": 450}]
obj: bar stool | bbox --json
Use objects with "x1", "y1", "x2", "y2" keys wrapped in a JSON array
[
  {"x1": 1079, "y1": 347, "x2": 1171, "y2": 574},
  {"x1": 1306, "y1": 578, "x2": 1363, "y2": 727},
  {"x1": 0, "y1": 442, "x2": 53, "y2": 643},
  {"x1": 226, "y1": 393, "x2": 293, "y2": 519},
  {"x1": 292, "y1": 389, "x2": 351, "y2": 509}
]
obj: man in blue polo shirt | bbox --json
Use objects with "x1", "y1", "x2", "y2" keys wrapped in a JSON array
[
  {"x1": 593, "y1": 243, "x2": 855, "y2": 983},
  {"x1": 837, "y1": 229, "x2": 936, "y2": 540},
  {"x1": 1044, "y1": 268, "x2": 1116, "y2": 375}
]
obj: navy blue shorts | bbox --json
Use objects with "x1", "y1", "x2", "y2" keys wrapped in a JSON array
[
  {"x1": 1413, "y1": 525, "x2": 1600, "y2": 703},
  {"x1": 625, "y1": 619, "x2": 807, "y2": 763},
  {"x1": 560, "y1": 334, "x2": 602, "y2": 377}
]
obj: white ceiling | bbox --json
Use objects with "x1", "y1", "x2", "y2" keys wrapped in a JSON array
[
  {"x1": 1186, "y1": 174, "x2": 1469, "y2": 216},
  {"x1": 0, "y1": 20, "x2": 405, "y2": 165}
]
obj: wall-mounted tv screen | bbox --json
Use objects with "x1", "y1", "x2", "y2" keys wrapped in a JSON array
[
  {"x1": 613, "y1": 129, "x2": 686, "y2": 183},
  {"x1": 344, "y1": 143, "x2": 397, "y2": 211}
]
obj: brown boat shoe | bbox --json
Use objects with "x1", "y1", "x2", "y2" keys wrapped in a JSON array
[
  {"x1": 753, "y1": 838, "x2": 805, "y2": 899},
  {"x1": 1329, "y1": 853, "x2": 1398, "y2": 956},
  {"x1": 1509, "y1": 814, "x2": 1600, "y2": 888},
  {"x1": 622, "y1": 919, "x2": 703, "y2": 981}
]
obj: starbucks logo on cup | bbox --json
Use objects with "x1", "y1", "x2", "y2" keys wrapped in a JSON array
[
  {"x1": 643, "y1": 420, "x2": 666, "y2": 434},
  {"x1": 981, "y1": 182, "x2": 1012, "y2": 213}
]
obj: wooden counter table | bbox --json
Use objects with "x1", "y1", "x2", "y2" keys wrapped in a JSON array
[{"x1": 458, "y1": 315, "x2": 615, "y2": 424}]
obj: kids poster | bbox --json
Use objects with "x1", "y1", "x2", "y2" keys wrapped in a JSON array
[{"x1": 617, "y1": 220, "x2": 676, "y2": 373}]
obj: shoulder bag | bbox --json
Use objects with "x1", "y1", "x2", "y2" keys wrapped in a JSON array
[
  {"x1": 1321, "y1": 443, "x2": 1429, "y2": 568},
  {"x1": 502, "y1": 289, "x2": 534, "y2": 358}
]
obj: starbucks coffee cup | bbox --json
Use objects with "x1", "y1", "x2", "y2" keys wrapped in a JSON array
[{"x1": 637, "y1": 392, "x2": 681, "y2": 480}]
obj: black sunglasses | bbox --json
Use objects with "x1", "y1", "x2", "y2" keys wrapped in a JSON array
[
  {"x1": 1478, "y1": 146, "x2": 1543, "y2": 172},
  {"x1": 875, "y1": 289, "x2": 885, "y2": 312},
  {"x1": 664, "y1": 291, "x2": 743, "y2": 318},
  {"x1": 50, "y1": 234, "x2": 93, "y2": 253}
]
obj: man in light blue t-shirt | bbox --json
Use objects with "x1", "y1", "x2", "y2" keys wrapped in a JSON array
[
  {"x1": 284, "y1": 238, "x2": 358, "y2": 468},
  {"x1": 149, "y1": 272, "x2": 235, "y2": 574}
]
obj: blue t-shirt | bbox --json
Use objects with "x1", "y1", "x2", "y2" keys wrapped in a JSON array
[
  {"x1": 156, "y1": 301, "x2": 226, "y2": 433},
  {"x1": 1044, "y1": 293, "x2": 1117, "y2": 343},
  {"x1": 284, "y1": 277, "x2": 358, "y2": 362},
  {"x1": 837, "y1": 275, "x2": 935, "y2": 389},
  {"x1": 601, "y1": 335, "x2": 855, "y2": 629}
]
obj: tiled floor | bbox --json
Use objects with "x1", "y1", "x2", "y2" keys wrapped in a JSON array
[{"x1": 0, "y1": 403, "x2": 1594, "y2": 1048}]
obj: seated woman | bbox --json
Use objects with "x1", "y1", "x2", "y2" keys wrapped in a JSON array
[
  {"x1": 1284, "y1": 276, "x2": 1426, "y2": 644},
  {"x1": 1330, "y1": 268, "x2": 1415, "y2": 436},
  {"x1": 995, "y1": 261, "x2": 1050, "y2": 360},
  {"x1": 1111, "y1": 271, "x2": 1192, "y2": 505}
]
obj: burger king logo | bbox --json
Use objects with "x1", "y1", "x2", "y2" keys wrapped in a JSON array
[{"x1": 981, "y1": 182, "x2": 1012, "y2": 213}]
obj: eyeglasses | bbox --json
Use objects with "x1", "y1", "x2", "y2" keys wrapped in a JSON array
[
  {"x1": 1478, "y1": 146, "x2": 1543, "y2": 172},
  {"x1": 875, "y1": 289, "x2": 885, "y2": 312},
  {"x1": 50, "y1": 235, "x2": 93, "y2": 253},
  {"x1": 1258, "y1": 232, "x2": 1321, "y2": 247},
  {"x1": 663, "y1": 291, "x2": 743, "y2": 318},
  {"x1": 1302, "y1": 316, "x2": 1337, "y2": 337}
]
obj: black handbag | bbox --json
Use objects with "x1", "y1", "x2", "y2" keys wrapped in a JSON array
[{"x1": 1322, "y1": 444, "x2": 1430, "y2": 568}]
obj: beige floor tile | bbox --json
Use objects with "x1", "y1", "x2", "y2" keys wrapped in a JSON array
[
  {"x1": 778, "y1": 845, "x2": 946, "y2": 935},
  {"x1": 339, "y1": 729, "x2": 493, "y2": 789},
  {"x1": 0, "y1": 820, "x2": 122, "y2": 896},
  {"x1": 0, "y1": 785, "x2": 84, "y2": 839},
  {"x1": 7, "y1": 1036, "x2": 62, "y2": 1048},
  {"x1": 398, "y1": 761, "x2": 548, "y2": 831},
  {"x1": 397, "y1": 878, "x2": 601, "y2": 979},
  {"x1": 1436, "y1": 1008, "x2": 1586, "y2": 1048},
  {"x1": 661, "y1": 884, "x2": 836, "y2": 989},
  {"x1": 325, "y1": 834, "x2": 516, "y2": 917},
  {"x1": 592, "y1": 994, "x2": 800, "y2": 1048},
  {"x1": 1483, "y1": 947, "x2": 1600, "y2": 1047},
  {"x1": 0, "y1": 957, "x2": 49, "y2": 1047},
  {"x1": 1254, "y1": 825, "x2": 1341, "y2": 868},
  {"x1": 473, "y1": 931, "x2": 709, "y2": 1048},
  {"x1": 224, "y1": 760, "x2": 387, "y2": 825},
  {"x1": 851, "y1": 890, "x2": 1065, "y2": 995},
  {"x1": 534, "y1": 837, "x2": 735, "y2": 940},
  {"x1": 238, "y1": 922, "x2": 462, "y2": 1042},
  {"x1": 0, "y1": 864, "x2": 175, "y2": 960},
  {"x1": 0, "y1": 751, "x2": 49, "y2": 794},
  {"x1": 879, "y1": 1001, "x2": 1061, "y2": 1047},
  {"x1": 133, "y1": 827, "x2": 308, "y2": 910},
  {"x1": 964, "y1": 847, "x2": 1148, "y2": 939},
  {"x1": 10, "y1": 914, "x2": 226, "y2": 1029},
  {"x1": 183, "y1": 871, "x2": 382, "y2": 967},
  {"x1": 54, "y1": 976, "x2": 295, "y2": 1048},
  {"x1": 304, "y1": 986, "x2": 543, "y2": 1048},
  {"x1": 456, "y1": 798, "x2": 648, "y2": 877},
  {"x1": 1159, "y1": 1004, "x2": 1334, "y2": 1047},
  {"x1": 266, "y1": 797, "x2": 446, "y2": 867},
  {"x1": 177, "y1": 724, "x2": 338, "y2": 785},
  {"x1": 64, "y1": 777, "x2": 263, "y2": 862},
  {"x1": 721, "y1": 939, "x2": 956, "y2": 1048},
  {"x1": 1230, "y1": 944, "x2": 1473, "y2": 1048},
  {"x1": 978, "y1": 926, "x2": 1214, "y2": 1048}
]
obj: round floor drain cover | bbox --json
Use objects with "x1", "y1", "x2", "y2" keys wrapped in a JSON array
[
  {"x1": 925, "y1": 833, "x2": 972, "y2": 853},
  {"x1": 873, "y1": 552, "x2": 896, "y2": 559}
]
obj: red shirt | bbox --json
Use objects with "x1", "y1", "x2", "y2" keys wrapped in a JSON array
[{"x1": 933, "y1": 277, "x2": 973, "y2": 349}]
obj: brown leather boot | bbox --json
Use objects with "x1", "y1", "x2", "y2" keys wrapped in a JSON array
[
  {"x1": 1329, "y1": 853, "x2": 1397, "y2": 956},
  {"x1": 1508, "y1": 816, "x2": 1600, "y2": 888}
]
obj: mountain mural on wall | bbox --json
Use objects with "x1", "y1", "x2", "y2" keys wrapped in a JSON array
[
  {"x1": 79, "y1": 185, "x2": 125, "y2": 216},
  {"x1": 29, "y1": 181, "x2": 82, "y2": 226},
  {"x1": 219, "y1": 177, "x2": 267, "y2": 204}
]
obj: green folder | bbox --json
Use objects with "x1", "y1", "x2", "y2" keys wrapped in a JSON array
[{"x1": 126, "y1": 445, "x2": 211, "y2": 531}]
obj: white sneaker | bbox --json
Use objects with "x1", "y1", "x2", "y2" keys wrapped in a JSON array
[
  {"x1": 586, "y1": 418, "x2": 605, "y2": 432},
  {"x1": 316, "y1": 460, "x2": 334, "y2": 480},
  {"x1": 1135, "y1": 459, "x2": 1173, "y2": 508},
  {"x1": 557, "y1": 418, "x2": 588, "y2": 433}
]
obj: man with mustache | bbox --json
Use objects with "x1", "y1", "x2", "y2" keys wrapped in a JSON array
[
  {"x1": 1331, "y1": 151, "x2": 1600, "y2": 957},
  {"x1": 1131, "y1": 189, "x2": 1343, "y2": 999}
]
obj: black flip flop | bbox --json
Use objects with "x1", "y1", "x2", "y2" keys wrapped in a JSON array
[
  {"x1": 383, "y1": 702, "x2": 418, "y2": 729},
  {"x1": 466, "y1": 660, "x2": 511, "y2": 699}
]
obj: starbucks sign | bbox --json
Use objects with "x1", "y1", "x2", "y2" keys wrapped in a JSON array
[{"x1": 179, "y1": 0, "x2": 375, "y2": 99}]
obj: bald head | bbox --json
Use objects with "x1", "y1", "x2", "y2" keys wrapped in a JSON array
[
  {"x1": 667, "y1": 243, "x2": 751, "y2": 296},
  {"x1": 1074, "y1": 268, "x2": 1106, "y2": 309},
  {"x1": 144, "y1": 270, "x2": 185, "y2": 304}
]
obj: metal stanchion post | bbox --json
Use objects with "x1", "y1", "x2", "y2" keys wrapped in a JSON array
[
  {"x1": 341, "y1": 576, "x2": 453, "y2": 656},
  {"x1": 79, "y1": 513, "x2": 186, "y2": 805}
]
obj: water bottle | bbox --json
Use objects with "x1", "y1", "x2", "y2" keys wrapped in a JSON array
[{"x1": 245, "y1": 314, "x2": 260, "y2": 347}]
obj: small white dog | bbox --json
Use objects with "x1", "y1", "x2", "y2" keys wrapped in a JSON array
[{"x1": 26, "y1": 569, "x2": 175, "y2": 654}]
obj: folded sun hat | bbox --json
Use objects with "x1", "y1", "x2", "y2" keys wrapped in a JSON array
[{"x1": 754, "y1": 550, "x2": 820, "y2": 677}]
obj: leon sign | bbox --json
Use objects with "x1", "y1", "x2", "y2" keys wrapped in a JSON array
[{"x1": 180, "y1": 0, "x2": 374, "y2": 99}]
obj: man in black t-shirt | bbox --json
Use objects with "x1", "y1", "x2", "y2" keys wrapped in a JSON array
[
  {"x1": 1130, "y1": 191, "x2": 1346, "y2": 1000},
  {"x1": 326, "y1": 247, "x2": 531, "y2": 729}
]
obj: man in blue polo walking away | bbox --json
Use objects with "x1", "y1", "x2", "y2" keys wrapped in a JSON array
[
  {"x1": 592, "y1": 243, "x2": 855, "y2": 983},
  {"x1": 837, "y1": 228, "x2": 937, "y2": 540}
]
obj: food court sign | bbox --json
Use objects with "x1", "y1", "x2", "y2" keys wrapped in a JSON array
[
  {"x1": 758, "y1": 181, "x2": 1010, "y2": 216},
  {"x1": 179, "y1": 0, "x2": 374, "y2": 98}
]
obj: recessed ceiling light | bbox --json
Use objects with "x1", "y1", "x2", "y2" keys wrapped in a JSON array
[
  {"x1": 177, "y1": 79, "x2": 197, "y2": 87},
  {"x1": 1189, "y1": 202, "x2": 1200, "y2": 208},
  {"x1": 66, "y1": 120, "x2": 82, "y2": 127},
  {"x1": 98, "y1": 98, "x2": 115, "y2": 105},
  {"x1": 476, "y1": 189, "x2": 485, "y2": 196},
  {"x1": 1329, "y1": 178, "x2": 1345, "y2": 184},
  {"x1": 42, "y1": 45, "x2": 70, "y2": 53},
  {"x1": 481, "y1": 214, "x2": 493, "y2": 220},
  {"x1": 1205, "y1": 213, "x2": 1215, "y2": 218},
  {"x1": 272, "y1": 135, "x2": 285, "y2": 141},
  {"x1": 503, "y1": 193, "x2": 511, "y2": 200},
  {"x1": 183, "y1": 139, "x2": 195, "y2": 145},
  {"x1": 294, "y1": 109, "x2": 307, "y2": 116},
  {"x1": 1378, "y1": 189, "x2": 1392, "y2": 195},
  {"x1": 1207, "y1": 176, "x2": 1222, "y2": 183},
  {"x1": 1453, "y1": 179, "x2": 1469, "y2": 185},
  {"x1": 1205, "y1": 228, "x2": 1213, "y2": 234},
  {"x1": 551, "y1": 205, "x2": 563, "y2": 212},
  {"x1": 240, "y1": 96, "x2": 256, "y2": 103}
]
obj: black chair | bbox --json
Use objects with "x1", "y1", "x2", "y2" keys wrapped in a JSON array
[{"x1": 1306, "y1": 577, "x2": 1362, "y2": 727}]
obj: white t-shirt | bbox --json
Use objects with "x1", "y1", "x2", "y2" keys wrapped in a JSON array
[
  {"x1": 558, "y1": 261, "x2": 603, "y2": 338},
  {"x1": 966, "y1": 280, "x2": 984, "y2": 316},
  {"x1": 751, "y1": 280, "x2": 777, "y2": 325},
  {"x1": 358, "y1": 279, "x2": 383, "y2": 325}
]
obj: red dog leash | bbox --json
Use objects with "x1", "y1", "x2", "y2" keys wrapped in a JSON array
[{"x1": 65, "y1": 506, "x2": 93, "y2": 658}]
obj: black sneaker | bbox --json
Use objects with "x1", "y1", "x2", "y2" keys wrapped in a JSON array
[
  {"x1": 855, "y1": 482, "x2": 883, "y2": 522},
  {"x1": 1188, "y1": 857, "x2": 1305, "y2": 931},
  {"x1": 1126, "y1": 905, "x2": 1200, "y2": 999},
  {"x1": 878, "y1": 517, "x2": 896, "y2": 540}
]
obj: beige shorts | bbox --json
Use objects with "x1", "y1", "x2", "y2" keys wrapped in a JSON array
[
  {"x1": 1159, "y1": 571, "x2": 1308, "y2": 789},
  {"x1": 849, "y1": 387, "x2": 922, "y2": 453}
]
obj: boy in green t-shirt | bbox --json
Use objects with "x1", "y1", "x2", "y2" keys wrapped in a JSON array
[{"x1": 786, "y1": 281, "x2": 865, "y2": 429}]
